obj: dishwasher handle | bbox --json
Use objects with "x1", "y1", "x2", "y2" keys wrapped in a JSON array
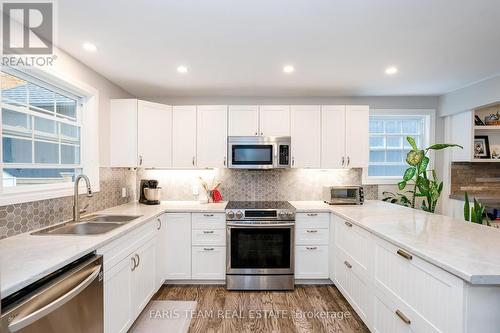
[{"x1": 8, "y1": 264, "x2": 101, "y2": 332}]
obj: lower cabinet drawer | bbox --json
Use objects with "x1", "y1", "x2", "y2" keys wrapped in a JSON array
[
  {"x1": 372, "y1": 289, "x2": 417, "y2": 333},
  {"x1": 296, "y1": 228, "x2": 329, "y2": 245},
  {"x1": 333, "y1": 254, "x2": 371, "y2": 327},
  {"x1": 191, "y1": 246, "x2": 226, "y2": 280},
  {"x1": 373, "y1": 237, "x2": 463, "y2": 333},
  {"x1": 295, "y1": 245, "x2": 329, "y2": 279},
  {"x1": 192, "y1": 228, "x2": 226, "y2": 246}
]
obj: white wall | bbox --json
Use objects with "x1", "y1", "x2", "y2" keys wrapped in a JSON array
[
  {"x1": 439, "y1": 74, "x2": 500, "y2": 117},
  {"x1": 48, "y1": 48, "x2": 134, "y2": 166}
]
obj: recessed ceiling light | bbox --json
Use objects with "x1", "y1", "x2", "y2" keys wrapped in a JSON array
[
  {"x1": 283, "y1": 65, "x2": 295, "y2": 73},
  {"x1": 82, "y1": 42, "x2": 97, "y2": 52},
  {"x1": 385, "y1": 66, "x2": 398, "y2": 75},
  {"x1": 177, "y1": 66, "x2": 188, "y2": 73}
]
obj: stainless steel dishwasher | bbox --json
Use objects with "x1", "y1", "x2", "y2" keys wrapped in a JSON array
[{"x1": 1, "y1": 254, "x2": 103, "y2": 333}]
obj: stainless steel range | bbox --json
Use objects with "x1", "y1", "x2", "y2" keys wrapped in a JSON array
[{"x1": 226, "y1": 201, "x2": 295, "y2": 290}]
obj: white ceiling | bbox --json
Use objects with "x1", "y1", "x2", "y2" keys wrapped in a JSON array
[{"x1": 57, "y1": 0, "x2": 500, "y2": 97}]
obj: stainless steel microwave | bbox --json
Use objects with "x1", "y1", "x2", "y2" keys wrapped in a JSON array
[
  {"x1": 323, "y1": 186, "x2": 364, "y2": 205},
  {"x1": 228, "y1": 136, "x2": 291, "y2": 169}
]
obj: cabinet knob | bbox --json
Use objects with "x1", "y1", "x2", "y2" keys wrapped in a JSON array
[
  {"x1": 292, "y1": 157, "x2": 295, "y2": 167},
  {"x1": 255, "y1": 132, "x2": 258, "y2": 136},
  {"x1": 139, "y1": 155, "x2": 143, "y2": 166},
  {"x1": 192, "y1": 156, "x2": 195, "y2": 166},
  {"x1": 260, "y1": 132, "x2": 263, "y2": 136},
  {"x1": 223, "y1": 156, "x2": 226, "y2": 166},
  {"x1": 344, "y1": 260, "x2": 352, "y2": 269},
  {"x1": 344, "y1": 221, "x2": 353, "y2": 227}
]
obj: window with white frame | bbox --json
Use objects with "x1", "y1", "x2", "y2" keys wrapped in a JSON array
[
  {"x1": 367, "y1": 110, "x2": 432, "y2": 181},
  {"x1": 1, "y1": 70, "x2": 82, "y2": 189}
]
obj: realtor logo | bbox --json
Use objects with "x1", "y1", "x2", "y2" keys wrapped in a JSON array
[{"x1": 2, "y1": 1, "x2": 53, "y2": 54}]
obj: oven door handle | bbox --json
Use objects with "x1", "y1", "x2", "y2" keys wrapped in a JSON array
[
  {"x1": 8, "y1": 264, "x2": 101, "y2": 333},
  {"x1": 227, "y1": 223, "x2": 295, "y2": 227}
]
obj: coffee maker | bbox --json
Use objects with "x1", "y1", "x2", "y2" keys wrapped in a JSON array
[{"x1": 139, "y1": 179, "x2": 161, "y2": 205}]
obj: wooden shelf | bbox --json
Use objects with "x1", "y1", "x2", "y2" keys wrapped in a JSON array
[
  {"x1": 474, "y1": 125, "x2": 500, "y2": 130},
  {"x1": 472, "y1": 158, "x2": 500, "y2": 163}
]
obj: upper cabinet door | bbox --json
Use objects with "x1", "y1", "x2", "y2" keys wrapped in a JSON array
[
  {"x1": 137, "y1": 101, "x2": 172, "y2": 168},
  {"x1": 172, "y1": 106, "x2": 197, "y2": 168},
  {"x1": 228, "y1": 105, "x2": 259, "y2": 136},
  {"x1": 345, "y1": 105, "x2": 369, "y2": 168},
  {"x1": 260, "y1": 105, "x2": 290, "y2": 137},
  {"x1": 291, "y1": 105, "x2": 321, "y2": 168},
  {"x1": 321, "y1": 105, "x2": 346, "y2": 169},
  {"x1": 110, "y1": 99, "x2": 138, "y2": 167},
  {"x1": 197, "y1": 105, "x2": 228, "y2": 168}
]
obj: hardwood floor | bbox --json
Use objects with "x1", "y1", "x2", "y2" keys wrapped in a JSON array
[{"x1": 153, "y1": 285, "x2": 370, "y2": 333}]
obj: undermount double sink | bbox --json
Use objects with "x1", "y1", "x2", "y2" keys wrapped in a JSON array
[{"x1": 31, "y1": 215, "x2": 142, "y2": 236}]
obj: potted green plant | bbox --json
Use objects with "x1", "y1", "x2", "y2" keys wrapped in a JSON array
[
  {"x1": 463, "y1": 192, "x2": 491, "y2": 226},
  {"x1": 383, "y1": 136, "x2": 462, "y2": 213}
]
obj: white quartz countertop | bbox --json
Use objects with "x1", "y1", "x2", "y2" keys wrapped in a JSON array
[
  {"x1": 0, "y1": 201, "x2": 227, "y2": 298},
  {"x1": 291, "y1": 201, "x2": 500, "y2": 285},
  {"x1": 2, "y1": 199, "x2": 500, "y2": 299}
]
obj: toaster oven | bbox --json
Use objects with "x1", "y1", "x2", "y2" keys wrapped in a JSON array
[{"x1": 323, "y1": 186, "x2": 364, "y2": 205}]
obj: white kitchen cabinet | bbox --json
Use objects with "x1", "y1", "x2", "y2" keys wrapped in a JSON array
[
  {"x1": 197, "y1": 105, "x2": 228, "y2": 168},
  {"x1": 295, "y1": 245, "x2": 329, "y2": 279},
  {"x1": 110, "y1": 99, "x2": 138, "y2": 167},
  {"x1": 228, "y1": 105, "x2": 259, "y2": 136},
  {"x1": 345, "y1": 105, "x2": 369, "y2": 168},
  {"x1": 321, "y1": 105, "x2": 346, "y2": 168},
  {"x1": 291, "y1": 105, "x2": 321, "y2": 168},
  {"x1": 260, "y1": 105, "x2": 290, "y2": 136},
  {"x1": 104, "y1": 254, "x2": 134, "y2": 333},
  {"x1": 137, "y1": 100, "x2": 172, "y2": 168},
  {"x1": 172, "y1": 106, "x2": 197, "y2": 168},
  {"x1": 155, "y1": 215, "x2": 166, "y2": 290},
  {"x1": 110, "y1": 99, "x2": 172, "y2": 168},
  {"x1": 192, "y1": 246, "x2": 226, "y2": 280},
  {"x1": 372, "y1": 236, "x2": 463, "y2": 333},
  {"x1": 131, "y1": 237, "x2": 157, "y2": 318},
  {"x1": 321, "y1": 105, "x2": 369, "y2": 169},
  {"x1": 164, "y1": 213, "x2": 192, "y2": 280},
  {"x1": 334, "y1": 253, "x2": 372, "y2": 327}
]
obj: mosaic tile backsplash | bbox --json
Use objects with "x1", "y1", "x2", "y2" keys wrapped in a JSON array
[
  {"x1": 138, "y1": 168, "x2": 378, "y2": 201},
  {"x1": 0, "y1": 168, "x2": 136, "y2": 239}
]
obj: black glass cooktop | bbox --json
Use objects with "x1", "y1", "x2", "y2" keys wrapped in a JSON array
[{"x1": 226, "y1": 201, "x2": 294, "y2": 210}]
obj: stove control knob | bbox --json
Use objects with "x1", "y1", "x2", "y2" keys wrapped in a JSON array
[
  {"x1": 226, "y1": 211, "x2": 235, "y2": 219},
  {"x1": 286, "y1": 211, "x2": 294, "y2": 218},
  {"x1": 279, "y1": 211, "x2": 287, "y2": 219},
  {"x1": 235, "y1": 211, "x2": 243, "y2": 219}
]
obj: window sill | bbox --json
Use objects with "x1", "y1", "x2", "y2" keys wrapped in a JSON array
[
  {"x1": 0, "y1": 183, "x2": 100, "y2": 206},
  {"x1": 362, "y1": 177, "x2": 401, "y2": 185}
]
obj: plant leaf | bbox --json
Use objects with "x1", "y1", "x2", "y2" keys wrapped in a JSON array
[
  {"x1": 418, "y1": 156, "x2": 430, "y2": 174},
  {"x1": 464, "y1": 192, "x2": 470, "y2": 221},
  {"x1": 426, "y1": 143, "x2": 463, "y2": 151},
  {"x1": 406, "y1": 136, "x2": 418, "y2": 151},
  {"x1": 398, "y1": 181, "x2": 407, "y2": 190},
  {"x1": 403, "y1": 167, "x2": 416, "y2": 181}
]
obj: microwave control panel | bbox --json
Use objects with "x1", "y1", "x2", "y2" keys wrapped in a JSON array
[{"x1": 279, "y1": 145, "x2": 290, "y2": 165}]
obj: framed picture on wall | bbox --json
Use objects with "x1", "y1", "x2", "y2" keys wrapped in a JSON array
[{"x1": 474, "y1": 135, "x2": 491, "y2": 159}]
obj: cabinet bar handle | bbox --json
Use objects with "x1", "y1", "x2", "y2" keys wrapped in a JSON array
[
  {"x1": 203, "y1": 214, "x2": 214, "y2": 217},
  {"x1": 347, "y1": 156, "x2": 350, "y2": 166},
  {"x1": 395, "y1": 309, "x2": 411, "y2": 325},
  {"x1": 139, "y1": 155, "x2": 143, "y2": 166},
  {"x1": 306, "y1": 247, "x2": 318, "y2": 250},
  {"x1": 342, "y1": 156, "x2": 345, "y2": 167},
  {"x1": 203, "y1": 230, "x2": 214, "y2": 234},
  {"x1": 344, "y1": 221, "x2": 353, "y2": 227},
  {"x1": 344, "y1": 260, "x2": 352, "y2": 269},
  {"x1": 306, "y1": 230, "x2": 318, "y2": 233},
  {"x1": 157, "y1": 218, "x2": 161, "y2": 230},
  {"x1": 307, "y1": 213, "x2": 318, "y2": 216},
  {"x1": 223, "y1": 156, "x2": 226, "y2": 166},
  {"x1": 131, "y1": 257, "x2": 136, "y2": 271},
  {"x1": 203, "y1": 248, "x2": 215, "y2": 251},
  {"x1": 397, "y1": 249, "x2": 413, "y2": 261},
  {"x1": 134, "y1": 254, "x2": 140, "y2": 267},
  {"x1": 192, "y1": 156, "x2": 195, "y2": 166}
]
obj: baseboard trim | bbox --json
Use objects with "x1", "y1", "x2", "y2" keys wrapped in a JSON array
[
  {"x1": 295, "y1": 279, "x2": 334, "y2": 285},
  {"x1": 161, "y1": 279, "x2": 334, "y2": 286}
]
